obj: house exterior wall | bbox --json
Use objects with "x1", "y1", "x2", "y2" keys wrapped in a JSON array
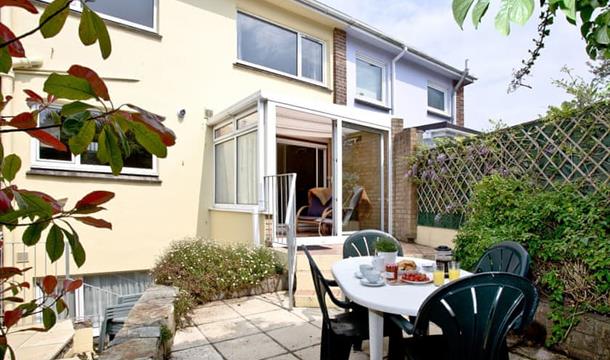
[
  {"x1": 6, "y1": 0, "x2": 337, "y2": 276},
  {"x1": 345, "y1": 34, "x2": 460, "y2": 128}
]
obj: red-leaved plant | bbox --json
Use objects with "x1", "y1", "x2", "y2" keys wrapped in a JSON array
[{"x1": 0, "y1": 1, "x2": 176, "y2": 358}]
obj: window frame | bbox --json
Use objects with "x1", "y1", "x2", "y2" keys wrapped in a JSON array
[
  {"x1": 213, "y1": 109, "x2": 259, "y2": 209},
  {"x1": 30, "y1": 106, "x2": 159, "y2": 176},
  {"x1": 427, "y1": 82, "x2": 451, "y2": 117},
  {"x1": 236, "y1": 10, "x2": 327, "y2": 87},
  {"x1": 41, "y1": 0, "x2": 159, "y2": 33},
  {"x1": 355, "y1": 54, "x2": 387, "y2": 107}
]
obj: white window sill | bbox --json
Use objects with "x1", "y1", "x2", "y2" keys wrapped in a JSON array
[
  {"x1": 210, "y1": 206, "x2": 260, "y2": 214},
  {"x1": 355, "y1": 96, "x2": 391, "y2": 111},
  {"x1": 27, "y1": 168, "x2": 162, "y2": 184},
  {"x1": 234, "y1": 61, "x2": 331, "y2": 92},
  {"x1": 427, "y1": 107, "x2": 451, "y2": 119}
]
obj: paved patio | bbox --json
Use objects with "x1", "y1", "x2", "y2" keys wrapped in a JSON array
[
  {"x1": 170, "y1": 292, "x2": 376, "y2": 360},
  {"x1": 8, "y1": 319, "x2": 73, "y2": 360}
]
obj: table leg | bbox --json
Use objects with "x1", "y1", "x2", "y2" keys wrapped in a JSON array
[{"x1": 368, "y1": 309, "x2": 384, "y2": 360}]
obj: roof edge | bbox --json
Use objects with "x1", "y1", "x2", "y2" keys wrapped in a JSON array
[{"x1": 293, "y1": 0, "x2": 476, "y2": 84}]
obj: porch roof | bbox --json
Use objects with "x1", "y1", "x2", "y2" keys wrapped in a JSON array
[{"x1": 209, "y1": 90, "x2": 393, "y2": 131}]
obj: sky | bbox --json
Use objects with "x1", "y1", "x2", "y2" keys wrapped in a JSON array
[{"x1": 322, "y1": 0, "x2": 593, "y2": 131}]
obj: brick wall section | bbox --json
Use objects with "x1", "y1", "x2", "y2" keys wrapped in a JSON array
[
  {"x1": 343, "y1": 131, "x2": 382, "y2": 229},
  {"x1": 333, "y1": 28, "x2": 347, "y2": 105},
  {"x1": 455, "y1": 84, "x2": 465, "y2": 127},
  {"x1": 392, "y1": 118, "x2": 418, "y2": 242}
]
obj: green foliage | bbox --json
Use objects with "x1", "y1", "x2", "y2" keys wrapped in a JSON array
[
  {"x1": 151, "y1": 239, "x2": 285, "y2": 324},
  {"x1": 375, "y1": 238, "x2": 398, "y2": 252},
  {"x1": 173, "y1": 290, "x2": 196, "y2": 329},
  {"x1": 454, "y1": 0, "x2": 610, "y2": 58},
  {"x1": 454, "y1": 175, "x2": 610, "y2": 345}
]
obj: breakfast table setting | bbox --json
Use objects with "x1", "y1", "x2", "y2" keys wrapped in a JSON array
[{"x1": 331, "y1": 253, "x2": 471, "y2": 360}]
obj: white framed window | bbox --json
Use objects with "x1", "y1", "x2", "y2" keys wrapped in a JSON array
[
  {"x1": 31, "y1": 107, "x2": 158, "y2": 176},
  {"x1": 356, "y1": 55, "x2": 386, "y2": 105},
  {"x1": 427, "y1": 82, "x2": 451, "y2": 116},
  {"x1": 42, "y1": 0, "x2": 158, "y2": 33},
  {"x1": 213, "y1": 111, "x2": 258, "y2": 207},
  {"x1": 237, "y1": 11, "x2": 326, "y2": 85}
]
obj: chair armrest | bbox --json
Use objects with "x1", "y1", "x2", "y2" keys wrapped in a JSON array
[
  {"x1": 388, "y1": 314, "x2": 415, "y2": 334},
  {"x1": 296, "y1": 206, "x2": 309, "y2": 218},
  {"x1": 326, "y1": 279, "x2": 338, "y2": 287},
  {"x1": 320, "y1": 208, "x2": 333, "y2": 219}
]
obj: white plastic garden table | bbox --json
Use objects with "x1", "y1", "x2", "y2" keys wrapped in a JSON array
[{"x1": 331, "y1": 256, "x2": 471, "y2": 360}]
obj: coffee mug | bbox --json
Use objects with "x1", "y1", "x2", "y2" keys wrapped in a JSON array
[
  {"x1": 359, "y1": 264, "x2": 373, "y2": 276},
  {"x1": 364, "y1": 269, "x2": 381, "y2": 283}
]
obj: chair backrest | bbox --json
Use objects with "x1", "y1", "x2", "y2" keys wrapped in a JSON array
[
  {"x1": 343, "y1": 230, "x2": 404, "y2": 258},
  {"x1": 474, "y1": 241, "x2": 530, "y2": 277},
  {"x1": 342, "y1": 186, "x2": 364, "y2": 224},
  {"x1": 413, "y1": 272, "x2": 539, "y2": 360},
  {"x1": 303, "y1": 246, "x2": 342, "y2": 325}
]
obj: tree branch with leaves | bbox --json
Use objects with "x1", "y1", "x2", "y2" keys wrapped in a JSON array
[
  {"x1": 0, "y1": 1, "x2": 176, "y2": 357},
  {"x1": 453, "y1": 0, "x2": 610, "y2": 91}
]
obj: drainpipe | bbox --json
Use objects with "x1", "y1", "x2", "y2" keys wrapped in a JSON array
[
  {"x1": 451, "y1": 59, "x2": 469, "y2": 124},
  {"x1": 390, "y1": 48, "x2": 407, "y2": 115}
]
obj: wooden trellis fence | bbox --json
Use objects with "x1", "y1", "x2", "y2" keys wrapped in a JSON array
[{"x1": 411, "y1": 105, "x2": 610, "y2": 228}]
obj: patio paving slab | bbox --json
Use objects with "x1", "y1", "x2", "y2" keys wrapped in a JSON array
[
  {"x1": 191, "y1": 303, "x2": 241, "y2": 325},
  {"x1": 227, "y1": 297, "x2": 280, "y2": 316},
  {"x1": 244, "y1": 309, "x2": 307, "y2": 331},
  {"x1": 9, "y1": 319, "x2": 73, "y2": 360},
  {"x1": 171, "y1": 344, "x2": 223, "y2": 360},
  {"x1": 214, "y1": 333, "x2": 286, "y2": 360},
  {"x1": 266, "y1": 322, "x2": 321, "y2": 351},
  {"x1": 172, "y1": 326, "x2": 209, "y2": 352},
  {"x1": 198, "y1": 317, "x2": 260, "y2": 343}
]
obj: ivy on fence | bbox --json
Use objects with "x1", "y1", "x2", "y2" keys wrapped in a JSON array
[{"x1": 407, "y1": 102, "x2": 610, "y2": 228}]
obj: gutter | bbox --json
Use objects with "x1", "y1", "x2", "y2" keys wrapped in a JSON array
[
  {"x1": 390, "y1": 49, "x2": 407, "y2": 116},
  {"x1": 451, "y1": 59, "x2": 469, "y2": 124}
]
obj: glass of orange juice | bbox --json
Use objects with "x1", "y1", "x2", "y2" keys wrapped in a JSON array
[
  {"x1": 448, "y1": 261, "x2": 461, "y2": 281},
  {"x1": 433, "y1": 263, "x2": 445, "y2": 286}
]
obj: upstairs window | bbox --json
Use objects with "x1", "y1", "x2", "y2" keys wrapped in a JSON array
[
  {"x1": 356, "y1": 57, "x2": 385, "y2": 103},
  {"x1": 32, "y1": 108, "x2": 156, "y2": 176},
  {"x1": 427, "y1": 83, "x2": 450, "y2": 115},
  {"x1": 88, "y1": 0, "x2": 157, "y2": 30},
  {"x1": 237, "y1": 12, "x2": 325, "y2": 83},
  {"x1": 42, "y1": 0, "x2": 158, "y2": 32}
]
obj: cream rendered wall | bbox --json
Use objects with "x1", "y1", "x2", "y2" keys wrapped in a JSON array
[
  {"x1": 7, "y1": 0, "x2": 336, "y2": 276},
  {"x1": 416, "y1": 225, "x2": 457, "y2": 249}
]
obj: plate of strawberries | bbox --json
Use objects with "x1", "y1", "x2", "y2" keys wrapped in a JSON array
[{"x1": 400, "y1": 272, "x2": 432, "y2": 284}]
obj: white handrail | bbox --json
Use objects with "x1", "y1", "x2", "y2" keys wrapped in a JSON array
[{"x1": 263, "y1": 173, "x2": 297, "y2": 309}]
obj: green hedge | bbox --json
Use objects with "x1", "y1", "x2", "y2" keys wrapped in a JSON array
[{"x1": 454, "y1": 175, "x2": 610, "y2": 345}]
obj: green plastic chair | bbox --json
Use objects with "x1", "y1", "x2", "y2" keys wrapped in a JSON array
[
  {"x1": 388, "y1": 272, "x2": 539, "y2": 360},
  {"x1": 342, "y1": 230, "x2": 403, "y2": 258},
  {"x1": 473, "y1": 241, "x2": 530, "y2": 277}
]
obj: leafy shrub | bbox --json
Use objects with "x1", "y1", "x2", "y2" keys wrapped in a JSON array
[
  {"x1": 375, "y1": 238, "x2": 398, "y2": 252},
  {"x1": 455, "y1": 175, "x2": 610, "y2": 345},
  {"x1": 152, "y1": 238, "x2": 285, "y2": 324}
]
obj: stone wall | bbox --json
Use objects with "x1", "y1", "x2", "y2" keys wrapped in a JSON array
[
  {"x1": 100, "y1": 285, "x2": 177, "y2": 360},
  {"x1": 533, "y1": 299, "x2": 610, "y2": 360}
]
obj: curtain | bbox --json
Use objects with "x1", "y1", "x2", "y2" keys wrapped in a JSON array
[
  {"x1": 215, "y1": 140, "x2": 235, "y2": 204},
  {"x1": 237, "y1": 131, "x2": 257, "y2": 204}
]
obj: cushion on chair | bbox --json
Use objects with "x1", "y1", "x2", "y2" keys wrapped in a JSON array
[{"x1": 308, "y1": 196, "x2": 331, "y2": 217}]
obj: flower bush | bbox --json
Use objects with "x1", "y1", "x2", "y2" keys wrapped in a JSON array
[
  {"x1": 455, "y1": 175, "x2": 610, "y2": 345},
  {"x1": 151, "y1": 238, "x2": 284, "y2": 325}
]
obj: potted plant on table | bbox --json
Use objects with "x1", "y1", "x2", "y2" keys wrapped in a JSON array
[{"x1": 375, "y1": 238, "x2": 399, "y2": 265}]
